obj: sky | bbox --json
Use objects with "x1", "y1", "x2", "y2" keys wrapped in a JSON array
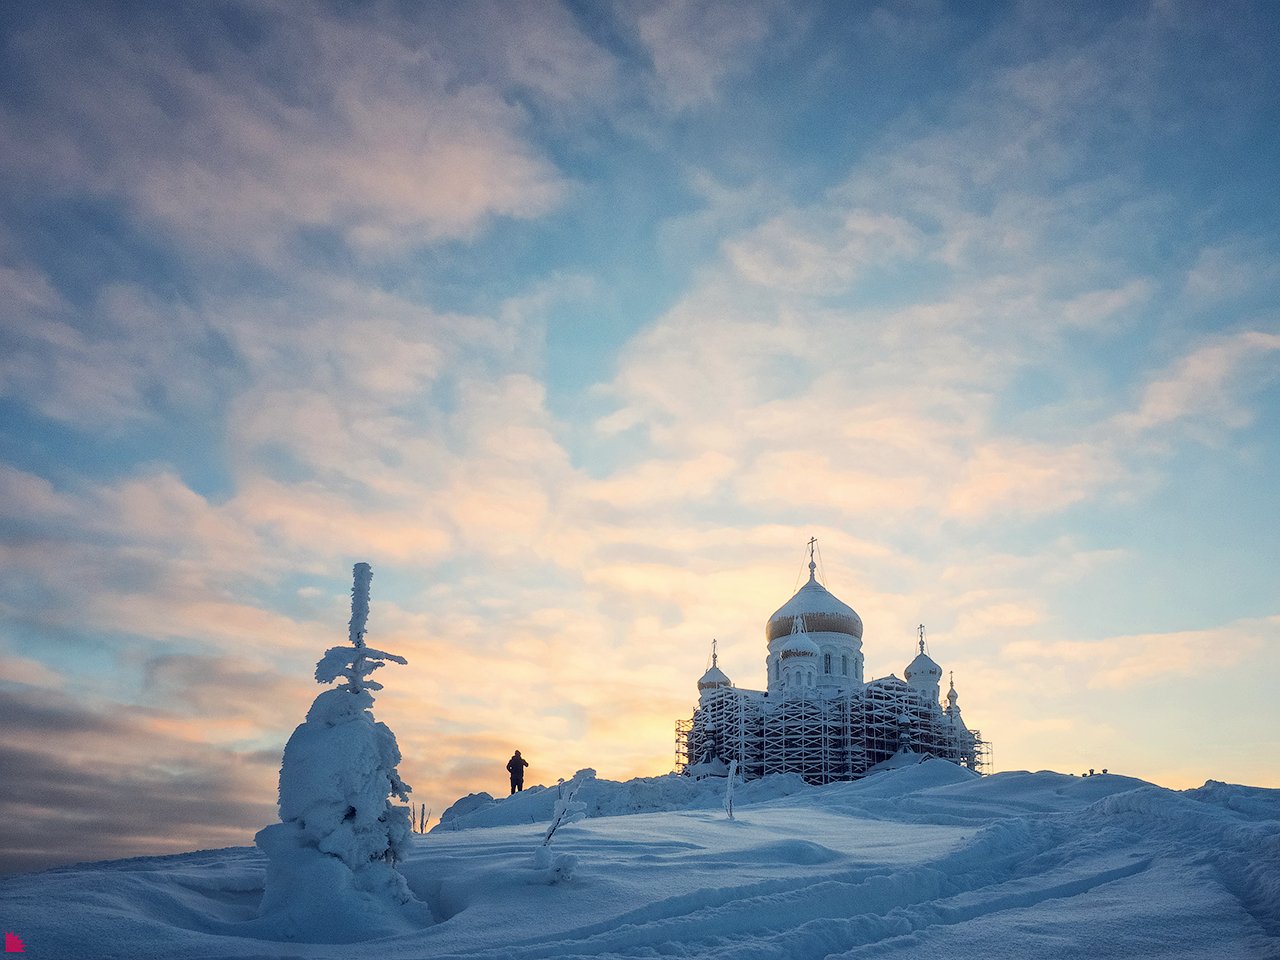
[{"x1": 1, "y1": 0, "x2": 1278, "y2": 875}]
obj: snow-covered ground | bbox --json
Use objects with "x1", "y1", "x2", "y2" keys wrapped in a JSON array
[{"x1": 4, "y1": 762, "x2": 1277, "y2": 959}]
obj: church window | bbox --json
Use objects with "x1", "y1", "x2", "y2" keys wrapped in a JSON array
[
  {"x1": 824, "y1": 653, "x2": 831, "y2": 674},
  {"x1": 842, "y1": 655, "x2": 849, "y2": 676}
]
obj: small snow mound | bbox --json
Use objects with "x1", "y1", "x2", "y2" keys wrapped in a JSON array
[
  {"x1": 747, "y1": 839, "x2": 842, "y2": 865},
  {"x1": 826, "y1": 758, "x2": 977, "y2": 800},
  {"x1": 530, "y1": 846, "x2": 578, "y2": 883},
  {"x1": 438, "y1": 792, "x2": 499, "y2": 826}
]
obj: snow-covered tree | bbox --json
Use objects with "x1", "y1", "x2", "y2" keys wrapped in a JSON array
[{"x1": 255, "y1": 563, "x2": 430, "y2": 941}]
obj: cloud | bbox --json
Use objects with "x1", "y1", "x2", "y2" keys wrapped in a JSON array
[
  {"x1": 142, "y1": 653, "x2": 301, "y2": 721},
  {"x1": 583, "y1": 452, "x2": 736, "y2": 507},
  {"x1": 0, "y1": 684, "x2": 278, "y2": 874},
  {"x1": 938, "y1": 541, "x2": 1128, "y2": 590},
  {"x1": 625, "y1": 0, "x2": 791, "y2": 110},
  {"x1": 1001, "y1": 615, "x2": 1277, "y2": 690},
  {"x1": 951, "y1": 596, "x2": 1045, "y2": 635},
  {"x1": 1182, "y1": 245, "x2": 1279, "y2": 303},
  {"x1": 584, "y1": 1, "x2": 1280, "y2": 557},
  {"x1": 0, "y1": 278, "x2": 229, "y2": 428},
  {"x1": 0, "y1": 263, "x2": 64, "y2": 315},
  {"x1": 944, "y1": 440, "x2": 1123, "y2": 519},
  {"x1": 594, "y1": 269, "x2": 1141, "y2": 526},
  {"x1": 726, "y1": 209, "x2": 925, "y2": 295},
  {"x1": 1056, "y1": 279, "x2": 1154, "y2": 329},
  {"x1": 0, "y1": 4, "x2": 574, "y2": 254},
  {"x1": 737, "y1": 447, "x2": 939, "y2": 519},
  {"x1": 0, "y1": 655, "x2": 65, "y2": 689},
  {"x1": 586, "y1": 11, "x2": 1213, "y2": 523},
  {"x1": 0, "y1": 465, "x2": 327, "y2": 665},
  {"x1": 1115, "y1": 330, "x2": 1280, "y2": 438},
  {"x1": 442, "y1": 1, "x2": 621, "y2": 109}
]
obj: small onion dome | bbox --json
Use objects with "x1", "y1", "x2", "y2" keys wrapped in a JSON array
[
  {"x1": 779, "y1": 632, "x2": 820, "y2": 659},
  {"x1": 905, "y1": 651, "x2": 942, "y2": 684},
  {"x1": 766, "y1": 572, "x2": 863, "y2": 642},
  {"x1": 698, "y1": 664, "x2": 732, "y2": 690}
]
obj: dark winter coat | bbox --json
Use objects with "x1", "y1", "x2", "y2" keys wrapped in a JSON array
[{"x1": 506, "y1": 755, "x2": 528, "y2": 781}]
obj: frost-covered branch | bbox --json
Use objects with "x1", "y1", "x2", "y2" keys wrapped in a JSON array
[
  {"x1": 313, "y1": 564, "x2": 407, "y2": 696},
  {"x1": 724, "y1": 760, "x2": 738, "y2": 820},
  {"x1": 542, "y1": 780, "x2": 587, "y2": 847},
  {"x1": 315, "y1": 645, "x2": 407, "y2": 688},
  {"x1": 533, "y1": 774, "x2": 590, "y2": 882}
]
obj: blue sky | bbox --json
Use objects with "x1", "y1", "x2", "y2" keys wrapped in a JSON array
[{"x1": 1, "y1": 0, "x2": 1278, "y2": 873}]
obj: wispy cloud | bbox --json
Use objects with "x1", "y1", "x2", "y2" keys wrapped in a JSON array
[
  {"x1": 0, "y1": 278, "x2": 227, "y2": 428},
  {"x1": 0, "y1": 5, "x2": 577, "y2": 254},
  {"x1": 1001, "y1": 616, "x2": 1277, "y2": 690},
  {"x1": 625, "y1": 0, "x2": 795, "y2": 110},
  {"x1": 727, "y1": 209, "x2": 925, "y2": 295},
  {"x1": 1115, "y1": 331, "x2": 1280, "y2": 439}
]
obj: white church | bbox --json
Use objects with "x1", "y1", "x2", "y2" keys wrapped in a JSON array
[{"x1": 676, "y1": 548, "x2": 986, "y2": 782}]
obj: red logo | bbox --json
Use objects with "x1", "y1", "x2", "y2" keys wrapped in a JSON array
[{"x1": 3, "y1": 932, "x2": 23, "y2": 953}]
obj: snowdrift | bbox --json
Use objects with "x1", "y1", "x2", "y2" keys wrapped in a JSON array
[
  {"x1": 434, "y1": 768, "x2": 812, "y2": 832},
  {"x1": 3, "y1": 763, "x2": 1277, "y2": 959}
]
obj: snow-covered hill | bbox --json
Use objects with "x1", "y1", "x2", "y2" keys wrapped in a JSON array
[{"x1": 3, "y1": 762, "x2": 1277, "y2": 959}]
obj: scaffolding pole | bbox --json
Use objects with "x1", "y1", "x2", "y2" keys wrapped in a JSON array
[{"x1": 685, "y1": 678, "x2": 988, "y2": 784}]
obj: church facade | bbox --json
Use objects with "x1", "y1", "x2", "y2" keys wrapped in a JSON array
[{"x1": 676, "y1": 555, "x2": 986, "y2": 783}]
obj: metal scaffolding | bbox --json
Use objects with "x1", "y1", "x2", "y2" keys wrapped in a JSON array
[
  {"x1": 674, "y1": 717, "x2": 692, "y2": 773},
  {"x1": 676, "y1": 679, "x2": 988, "y2": 783},
  {"x1": 683, "y1": 689, "x2": 763, "y2": 776},
  {"x1": 762, "y1": 692, "x2": 833, "y2": 782}
]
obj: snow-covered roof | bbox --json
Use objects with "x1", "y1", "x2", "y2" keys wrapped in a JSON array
[
  {"x1": 866, "y1": 675, "x2": 911, "y2": 690},
  {"x1": 863, "y1": 748, "x2": 930, "y2": 775},
  {"x1": 698, "y1": 665, "x2": 732, "y2": 690},
  {"x1": 766, "y1": 571, "x2": 863, "y2": 641},
  {"x1": 684, "y1": 756, "x2": 730, "y2": 779},
  {"x1": 779, "y1": 632, "x2": 820, "y2": 658},
  {"x1": 905, "y1": 652, "x2": 942, "y2": 681}
]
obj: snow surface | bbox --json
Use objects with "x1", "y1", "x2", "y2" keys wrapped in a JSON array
[{"x1": 3, "y1": 763, "x2": 1278, "y2": 959}]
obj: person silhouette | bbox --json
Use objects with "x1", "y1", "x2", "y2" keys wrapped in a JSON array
[{"x1": 506, "y1": 749, "x2": 528, "y2": 794}]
